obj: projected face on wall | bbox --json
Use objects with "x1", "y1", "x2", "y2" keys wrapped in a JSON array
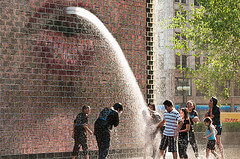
[
  {"x1": 1, "y1": 0, "x2": 146, "y2": 156},
  {"x1": 1, "y1": 0, "x2": 111, "y2": 155},
  {"x1": 26, "y1": 2, "x2": 100, "y2": 96}
]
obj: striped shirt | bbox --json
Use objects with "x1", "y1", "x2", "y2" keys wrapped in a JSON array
[{"x1": 163, "y1": 108, "x2": 182, "y2": 136}]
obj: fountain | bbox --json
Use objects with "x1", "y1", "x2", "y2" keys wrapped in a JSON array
[
  {"x1": 0, "y1": 1, "x2": 149, "y2": 158},
  {"x1": 1, "y1": 1, "x2": 240, "y2": 159},
  {"x1": 65, "y1": 5, "x2": 147, "y2": 135}
]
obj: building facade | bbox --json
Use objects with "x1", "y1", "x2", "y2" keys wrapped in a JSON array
[{"x1": 153, "y1": 0, "x2": 240, "y2": 110}]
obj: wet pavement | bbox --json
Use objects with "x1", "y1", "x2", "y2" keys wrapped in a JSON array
[{"x1": 131, "y1": 145, "x2": 240, "y2": 159}]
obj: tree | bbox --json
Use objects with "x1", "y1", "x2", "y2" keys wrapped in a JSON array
[{"x1": 169, "y1": 0, "x2": 240, "y2": 100}]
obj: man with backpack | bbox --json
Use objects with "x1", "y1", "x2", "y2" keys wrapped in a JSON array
[{"x1": 94, "y1": 103, "x2": 123, "y2": 159}]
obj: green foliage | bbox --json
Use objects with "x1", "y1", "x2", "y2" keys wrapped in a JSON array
[
  {"x1": 222, "y1": 122, "x2": 240, "y2": 132},
  {"x1": 193, "y1": 122, "x2": 240, "y2": 132},
  {"x1": 168, "y1": 0, "x2": 240, "y2": 100},
  {"x1": 193, "y1": 122, "x2": 206, "y2": 132}
]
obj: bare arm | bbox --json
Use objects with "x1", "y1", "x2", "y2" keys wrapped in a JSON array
[
  {"x1": 205, "y1": 108, "x2": 214, "y2": 119},
  {"x1": 82, "y1": 124, "x2": 93, "y2": 135},
  {"x1": 205, "y1": 110, "x2": 210, "y2": 118},
  {"x1": 174, "y1": 120, "x2": 183, "y2": 138},
  {"x1": 157, "y1": 120, "x2": 165, "y2": 129},
  {"x1": 192, "y1": 116, "x2": 200, "y2": 124},
  {"x1": 209, "y1": 113, "x2": 215, "y2": 119},
  {"x1": 176, "y1": 120, "x2": 183, "y2": 132},
  {"x1": 179, "y1": 123, "x2": 189, "y2": 133}
]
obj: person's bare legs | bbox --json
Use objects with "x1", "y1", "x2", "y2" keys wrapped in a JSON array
[
  {"x1": 206, "y1": 148, "x2": 210, "y2": 159},
  {"x1": 211, "y1": 150, "x2": 219, "y2": 159},
  {"x1": 216, "y1": 135, "x2": 224, "y2": 159},
  {"x1": 172, "y1": 152, "x2": 178, "y2": 159},
  {"x1": 159, "y1": 150, "x2": 165, "y2": 159},
  {"x1": 72, "y1": 156, "x2": 76, "y2": 159}
]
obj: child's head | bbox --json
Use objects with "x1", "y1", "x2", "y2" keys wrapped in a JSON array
[
  {"x1": 82, "y1": 105, "x2": 91, "y2": 115},
  {"x1": 204, "y1": 117, "x2": 212, "y2": 126},
  {"x1": 163, "y1": 100, "x2": 173, "y2": 112},
  {"x1": 180, "y1": 107, "x2": 189, "y2": 120},
  {"x1": 148, "y1": 103, "x2": 156, "y2": 111}
]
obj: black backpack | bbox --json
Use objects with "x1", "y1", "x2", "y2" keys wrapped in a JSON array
[{"x1": 94, "y1": 108, "x2": 112, "y2": 133}]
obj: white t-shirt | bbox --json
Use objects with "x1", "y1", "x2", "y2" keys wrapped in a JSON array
[{"x1": 163, "y1": 108, "x2": 182, "y2": 136}]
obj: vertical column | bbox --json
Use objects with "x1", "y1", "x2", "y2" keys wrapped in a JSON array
[
  {"x1": 154, "y1": 0, "x2": 175, "y2": 105},
  {"x1": 146, "y1": 0, "x2": 155, "y2": 103}
]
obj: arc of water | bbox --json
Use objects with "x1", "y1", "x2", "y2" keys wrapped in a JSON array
[{"x1": 65, "y1": 7, "x2": 146, "y2": 109}]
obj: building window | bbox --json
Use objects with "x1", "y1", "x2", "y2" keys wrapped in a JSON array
[
  {"x1": 175, "y1": 77, "x2": 192, "y2": 96},
  {"x1": 175, "y1": 54, "x2": 187, "y2": 68},
  {"x1": 182, "y1": 55, "x2": 187, "y2": 68},
  {"x1": 181, "y1": 0, "x2": 186, "y2": 3},
  {"x1": 203, "y1": 56, "x2": 208, "y2": 65},
  {"x1": 175, "y1": 0, "x2": 186, "y2": 3},
  {"x1": 181, "y1": 10, "x2": 187, "y2": 19},
  {"x1": 194, "y1": 0, "x2": 200, "y2": 6},
  {"x1": 175, "y1": 32, "x2": 180, "y2": 41},
  {"x1": 175, "y1": 54, "x2": 180, "y2": 67},
  {"x1": 195, "y1": 56, "x2": 200, "y2": 70},
  {"x1": 196, "y1": 88, "x2": 204, "y2": 96},
  {"x1": 175, "y1": 10, "x2": 179, "y2": 17},
  {"x1": 175, "y1": 32, "x2": 187, "y2": 44},
  {"x1": 174, "y1": 32, "x2": 188, "y2": 68},
  {"x1": 234, "y1": 84, "x2": 240, "y2": 96}
]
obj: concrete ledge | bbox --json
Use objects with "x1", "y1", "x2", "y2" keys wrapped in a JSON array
[
  {"x1": 195, "y1": 132, "x2": 240, "y2": 145},
  {"x1": 0, "y1": 148, "x2": 144, "y2": 159}
]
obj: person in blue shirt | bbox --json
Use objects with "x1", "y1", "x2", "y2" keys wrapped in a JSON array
[
  {"x1": 205, "y1": 97, "x2": 224, "y2": 159},
  {"x1": 203, "y1": 117, "x2": 219, "y2": 159}
]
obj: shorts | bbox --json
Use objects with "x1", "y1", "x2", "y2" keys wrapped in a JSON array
[
  {"x1": 207, "y1": 140, "x2": 216, "y2": 150},
  {"x1": 159, "y1": 135, "x2": 177, "y2": 152},
  {"x1": 72, "y1": 128, "x2": 88, "y2": 156},
  {"x1": 216, "y1": 126, "x2": 222, "y2": 135}
]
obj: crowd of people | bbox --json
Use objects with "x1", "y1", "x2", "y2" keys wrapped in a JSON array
[
  {"x1": 144, "y1": 97, "x2": 224, "y2": 159},
  {"x1": 70, "y1": 97, "x2": 224, "y2": 159}
]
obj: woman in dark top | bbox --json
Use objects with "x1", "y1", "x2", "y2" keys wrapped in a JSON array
[
  {"x1": 205, "y1": 97, "x2": 224, "y2": 159},
  {"x1": 178, "y1": 107, "x2": 190, "y2": 159},
  {"x1": 187, "y1": 100, "x2": 199, "y2": 158}
]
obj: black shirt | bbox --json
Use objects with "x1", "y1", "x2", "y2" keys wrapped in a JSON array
[
  {"x1": 94, "y1": 109, "x2": 119, "y2": 135},
  {"x1": 212, "y1": 105, "x2": 221, "y2": 126},
  {"x1": 179, "y1": 119, "x2": 190, "y2": 138},
  {"x1": 74, "y1": 112, "x2": 88, "y2": 132}
]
